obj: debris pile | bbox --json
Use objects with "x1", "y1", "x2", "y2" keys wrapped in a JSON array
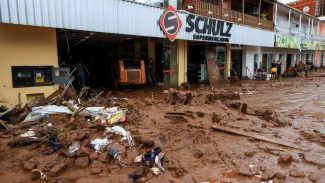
[
  {"x1": 252, "y1": 109, "x2": 291, "y2": 127},
  {"x1": 283, "y1": 66, "x2": 299, "y2": 77},
  {"x1": 1, "y1": 73, "x2": 325, "y2": 182},
  {"x1": 0, "y1": 84, "x2": 166, "y2": 182},
  {"x1": 164, "y1": 88, "x2": 240, "y2": 105}
]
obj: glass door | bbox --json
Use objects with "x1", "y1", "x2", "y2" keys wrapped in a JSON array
[{"x1": 162, "y1": 40, "x2": 178, "y2": 87}]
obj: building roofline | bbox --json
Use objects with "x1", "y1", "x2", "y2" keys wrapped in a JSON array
[{"x1": 276, "y1": 1, "x2": 324, "y2": 22}]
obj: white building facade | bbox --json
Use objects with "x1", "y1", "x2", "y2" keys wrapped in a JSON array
[{"x1": 243, "y1": 2, "x2": 325, "y2": 79}]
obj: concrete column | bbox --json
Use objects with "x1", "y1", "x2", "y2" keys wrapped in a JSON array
[
  {"x1": 308, "y1": 18, "x2": 310, "y2": 36},
  {"x1": 299, "y1": 14, "x2": 302, "y2": 32},
  {"x1": 274, "y1": 3, "x2": 278, "y2": 26},
  {"x1": 288, "y1": 9, "x2": 291, "y2": 29},
  {"x1": 134, "y1": 42, "x2": 141, "y2": 61},
  {"x1": 225, "y1": 44, "x2": 231, "y2": 79},
  {"x1": 311, "y1": 19, "x2": 314, "y2": 35},
  {"x1": 177, "y1": 40, "x2": 187, "y2": 86},
  {"x1": 148, "y1": 38, "x2": 155, "y2": 61},
  {"x1": 148, "y1": 38, "x2": 155, "y2": 76}
]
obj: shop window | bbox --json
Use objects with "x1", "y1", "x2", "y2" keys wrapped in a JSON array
[
  {"x1": 216, "y1": 46, "x2": 226, "y2": 79},
  {"x1": 12, "y1": 66, "x2": 53, "y2": 88}
]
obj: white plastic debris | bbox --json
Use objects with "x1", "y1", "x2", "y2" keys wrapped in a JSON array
[
  {"x1": 90, "y1": 138, "x2": 109, "y2": 153},
  {"x1": 260, "y1": 181, "x2": 273, "y2": 183},
  {"x1": 20, "y1": 130, "x2": 36, "y2": 138},
  {"x1": 32, "y1": 169, "x2": 48, "y2": 181},
  {"x1": 79, "y1": 106, "x2": 126, "y2": 124},
  {"x1": 154, "y1": 152, "x2": 165, "y2": 172},
  {"x1": 24, "y1": 105, "x2": 73, "y2": 122},
  {"x1": 81, "y1": 107, "x2": 106, "y2": 118},
  {"x1": 150, "y1": 167, "x2": 161, "y2": 175},
  {"x1": 68, "y1": 142, "x2": 80, "y2": 157},
  {"x1": 105, "y1": 126, "x2": 134, "y2": 146},
  {"x1": 134, "y1": 155, "x2": 143, "y2": 163}
]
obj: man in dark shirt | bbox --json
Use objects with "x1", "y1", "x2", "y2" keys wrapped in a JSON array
[{"x1": 277, "y1": 61, "x2": 282, "y2": 80}]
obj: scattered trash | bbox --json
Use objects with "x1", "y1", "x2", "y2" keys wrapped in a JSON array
[
  {"x1": 24, "y1": 105, "x2": 73, "y2": 122},
  {"x1": 11, "y1": 138, "x2": 47, "y2": 147},
  {"x1": 107, "y1": 146, "x2": 121, "y2": 161},
  {"x1": 154, "y1": 152, "x2": 165, "y2": 172},
  {"x1": 150, "y1": 167, "x2": 161, "y2": 175},
  {"x1": 134, "y1": 147, "x2": 165, "y2": 175},
  {"x1": 134, "y1": 155, "x2": 143, "y2": 163},
  {"x1": 72, "y1": 106, "x2": 127, "y2": 125},
  {"x1": 248, "y1": 162, "x2": 261, "y2": 177},
  {"x1": 46, "y1": 141, "x2": 64, "y2": 155},
  {"x1": 31, "y1": 169, "x2": 48, "y2": 180},
  {"x1": 39, "y1": 122, "x2": 53, "y2": 127},
  {"x1": 105, "y1": 126, "x2": 134, "y2": 146},
  {"x1": 128, "y1": 165, "x2": 149, "y2": 180},
  {"x1": 108, "y1": 111, "x2": 127, "y2": 125},
  {"x1": 68, "y1": 142, "x2": 80, "y2": 157},
  {"x1": 260, "y1": 180, "x2": 273, "y2": 183},
  {"x1": 20, "y1": 130, "x2": 36, "y2": 138},
  {"x1": 90, "y1": 138, "x2": 109, "y2": 153}
]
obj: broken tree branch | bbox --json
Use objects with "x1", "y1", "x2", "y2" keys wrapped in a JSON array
[
  {"x1": 57, "y1": 77, "x2": 74, "y2": 100},
  {"x1": 72, "y1": 91, "x2": 104, "y2": 118},
  {"x1": 211, "y1": 125, "x2": 307, "y2": 151}
]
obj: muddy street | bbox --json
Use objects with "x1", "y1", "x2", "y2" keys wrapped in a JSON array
[{"x1": 0, "y1": 72, "x2": 325, "y2": 183}]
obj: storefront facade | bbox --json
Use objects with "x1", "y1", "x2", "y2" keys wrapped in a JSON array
[
  {"x1": 0, "y1": 23, "x2": 59, "y2": 106},
  {"x1": 1, "y1": 0, "x2": 274, "y2": 106},
  {"x1": 243, "y1": 2, "x2": 325, "y2": 79}
]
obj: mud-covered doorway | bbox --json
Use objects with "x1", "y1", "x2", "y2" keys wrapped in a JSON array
[
  {"x1": 56, "y1": 30, "x2": 149, "y2": 90},
  {"x1": 286, "y1": 54, "x2": 292, "y2": 69},
  {"x1": 187, "y1": 42, "x2": 206, "y2": 84},
  {"x1": 231, "y1": 49, "x2": 243, "y2": 78}
]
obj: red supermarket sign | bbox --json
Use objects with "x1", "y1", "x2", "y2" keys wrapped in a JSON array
[{"x1": 159, "y1": 6, "x2": 182, "y2": 42}]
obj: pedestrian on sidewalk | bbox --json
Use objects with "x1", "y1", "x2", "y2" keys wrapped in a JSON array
[
  {"x1": 271, "y1": 60, "x2": 277, "y2": 81},
  {"x1": 305, "y1": 59, "x2": 311, "y2": 77},
  {"x1": 76, "y1": 60, "x2": 90, "y2": 89},
  {"x1": 277, "y1": 61, "x2": 282, "y2": 80}
]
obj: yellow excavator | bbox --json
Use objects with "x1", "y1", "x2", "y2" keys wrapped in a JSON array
[{"x1": 118, "y1": 60, "x2": 146, "y2": 85}]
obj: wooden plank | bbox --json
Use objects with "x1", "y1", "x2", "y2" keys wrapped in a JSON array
[
  {"x1": 0, "y1": 120, "x2": 8, "y2": 129},
  {"x1": 211, "y1": 125, "x2": 307, "y2": 151},
  {"x1": 0, "y1": 105, "x2": 20, "y2": 118},
  {"x1": 15, "y1": 116, "x2": 45, "y2": 128}
]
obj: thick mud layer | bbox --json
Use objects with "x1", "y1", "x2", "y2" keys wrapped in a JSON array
[{"x1": 1, "y1": 71, "x2": 325, "y2": 183}]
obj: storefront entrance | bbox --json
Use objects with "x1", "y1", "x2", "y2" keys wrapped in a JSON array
[
  {"x1": 187, "y1": 43, "x2": 206, "y2": 84},
  {"x1": 187, "y1": 42, "x2": 226, "y2": 84},
  {"x1": 231, "y1": 49, "x2": 243, "y2": 78},
  {"x1": 286, "y1": 54, "x2": 292, "y2": 68},
  {"x1": 57, "y1": 30, "x2": 179, "y2": 90}
]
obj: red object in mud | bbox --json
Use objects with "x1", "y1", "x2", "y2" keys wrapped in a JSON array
[{"x1": 159, "y1": 6, "x2": 182, "y2": 42}]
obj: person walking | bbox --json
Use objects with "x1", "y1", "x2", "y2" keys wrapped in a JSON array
[
  {"x1": 277, "y1": 61, "x2": 282, "y2": 80},
  {"x1": 271, "y1": 60, "x2": 277, "y2": 81},
  {"x1": 76, "y1": 60, "x2": 90, "y2": 89},
  {"x1": 305, "y1": 59, "x2": 311, "y2": 77},
  {"x1": 146, "y1": 58, "x2": 156, "y2": 86}
]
